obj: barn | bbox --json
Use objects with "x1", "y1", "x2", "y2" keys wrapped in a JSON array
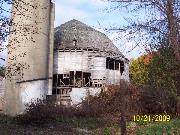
[{"x1": 53, "y1": 19, "x2": 129, "y2": 105}]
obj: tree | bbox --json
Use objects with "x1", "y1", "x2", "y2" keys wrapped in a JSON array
[
  {"x1": 0, "y1": 0, "x2": 11, "y2": 61},
  {"x1": 141, "y1": 46, "x2": 180, "y2": 115},
  {"x1": 129, "y1": 36, "x2": 180, "y2": 115},
  {"x1": 130, "y1": 56, "x2": 149, "y2": 86},
  {"x1": 107, "y1": 0, "x2": 180, "y2": 62}
]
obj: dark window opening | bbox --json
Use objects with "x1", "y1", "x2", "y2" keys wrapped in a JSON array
[
  {"x1": 75, "y1": 71, "x2": 82, "y2": 87},
  {"x1": 53, "y1": 71, "x2": 92, "y2": 94},
  {"x1": 73, "y1": 39, "x2": 77, "y2": 46},
  {"x1": 120, "y1": 61, "x2": 125, "y2": 75},
  {"x1": 63, "y1": 78, "x2": 70, "y2": 85},
  {"x1": 83, "y1": 72, "x2": 91, "y2": 87},
  {"x1": 115, "y1": 60, "x2": 119, "y2": 70},
  {"x1": 88, "y1": 49, "x2": 93, "y2": 51},
  {"x1": 106, "y1": 58, "x2": 123, "y2": 71},
  {"x1": 70, "y1": 71, "x2": 74, "y2": 85},
  {"x1": 106, "y1": 57, "x2": 115, "y2": 70},
  {"x1": 63, "y1": 74, "x2": 69, "y2": 78},
  {"x1": 109, "y1": 59, "x2": 114, "y2": 70},
  {"x1": 52, "y1": 88, "x2": 60, "y2": 95},
  {"x1": 53, "y1": 74, "x2": 58, "y2": 87},
  {"x1": 106, "y1": 57, "x2": 110, "y2": 69},
  {"x1": 59, "y1": 74, "x2": 63, "y2": 85}
]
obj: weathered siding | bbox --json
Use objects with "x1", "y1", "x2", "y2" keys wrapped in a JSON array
[
  {"x1": 90, "y1": 56, "x2": 106, "y2": 79},
  {"x1": 121, "y1": 62, "x2": 129, "y2": 82},
  {"x1": 54, "y1": 51, "x2": 89, "y2": 74},
  {"x1": 53, "y1": 49, "x2": 129, "y2": 105}
]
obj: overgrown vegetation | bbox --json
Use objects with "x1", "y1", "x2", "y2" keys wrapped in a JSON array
[
  {"x1": 130, "y1": 39, "x2": 180, "y2": 116},
  {"x1": 136, "y1": 118, "x2": 180, "y2": 135},
  {"x1": 77, "y1": 82, "x2": 140, "y2": 119},
  {"x1": 16, "y1": 99, "x2": 74, "y2": 125}
]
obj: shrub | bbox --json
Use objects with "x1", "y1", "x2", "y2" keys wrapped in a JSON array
[
  {"x1": 139, "y1": 85, "x2": 180, "y2": 116},
  {"x1": 76, "y1": 80, "x2": 141, "y2": 119},
  {"x1": 16, "y1": 99, "x2": 73, "y2": 126}
]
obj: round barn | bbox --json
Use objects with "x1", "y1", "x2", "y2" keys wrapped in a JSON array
[{"x1": 53, "y1": 19, "x2": 129, "y2": 105}]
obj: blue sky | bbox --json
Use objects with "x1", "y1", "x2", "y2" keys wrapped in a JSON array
[
  {"x1": 54, "y1": 0, "x2": 146, "y2": 59},
  {"x1": 0, "y1": 0, "x2": 147, "y2": 66},
  {"x1": 55, "y1": 0, "x2": 128, "y2": 27}
]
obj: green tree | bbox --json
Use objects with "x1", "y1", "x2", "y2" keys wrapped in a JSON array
[
  {"x1": 148, "y1": 47, "x2": 179, "y2": 90},
  {"x1": 142, "y1": 44, "x2": 180, "y2": 115},
  {"x1": 130, "y1": 56, "x2": 149, "y2": 86},
  {"x1": 130, "y1": 39, "x2": 180, "y2": 115}
]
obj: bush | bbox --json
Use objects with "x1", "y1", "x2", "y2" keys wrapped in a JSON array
[
  {"x1": 139, "y1": 85, "x2": 180, "y2": 116},
  {"x1": 130, "y1": 45, "x2": 180, "y2": 116},
  {"x1": 16, "y1": 99, "x2": 73, "y2": 126},
  {"x1": 76, "y1": 80, "x2": 141, "y2": 120}
]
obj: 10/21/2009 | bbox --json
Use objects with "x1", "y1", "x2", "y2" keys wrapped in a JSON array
[{"x1": 133, "y1": 115, "x2": 171, "y2": 122}]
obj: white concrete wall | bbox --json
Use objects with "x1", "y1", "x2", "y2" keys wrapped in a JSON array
[
  {"x1": 0, "y1": 78, "x2": 5, "y2": 110},
  {"x1": 70, "y1": 87, "x2": 101, "y2": 105},
  {"x1": 20, "y1": 80, "x2": 47, "y2": 106}
]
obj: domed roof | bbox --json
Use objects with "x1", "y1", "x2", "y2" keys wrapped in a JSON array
[{"x1": 54, "y1": 19, "x2": 121, "y2": 55}]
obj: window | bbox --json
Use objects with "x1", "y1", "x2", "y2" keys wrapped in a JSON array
[
  {"x1": 120, "y1": 61, "x2": 125, "y2": 75},
  {"x1": 63, "y1": 74, "x2": 69, "y2": 79},
  {"x1": 115, "y1": 60, "x2": 119, "y2": 70},
  {"x1": 73, "y1": 39, "x2": 77, "y2": 46},
  {"x1": 106, "y1": 57, "x2": 115, "y2": 70}
]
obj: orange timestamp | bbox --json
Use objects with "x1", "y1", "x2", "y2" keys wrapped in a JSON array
[{"x1": 133, "y1": 115, "x2": 171, "y2": 122}]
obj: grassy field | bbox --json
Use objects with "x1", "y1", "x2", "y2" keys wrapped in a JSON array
[
  {"x1": 0, "y1": 114, "x2": 179, "y2": 135},
  {"x1": 136, "y1": 118, "x2": 180, "y2": 135},
  {"x1": 0, "y1": 114, "x2": 120, "y2": 135}
]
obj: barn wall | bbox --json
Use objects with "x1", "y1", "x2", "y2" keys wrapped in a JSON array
[
  {"x1": 121, "y1": 62, "x2": 129, "y2": 82},
  {"x1": 54, "y1": 51, "x2": 89, "y2": 74},
  {"x1": 54, "y1": 50, "x2": 129, "y2": 84},
  {"x1": 53, "y1": 50, "x2": 129, "y2": 105},
  {"x1": 90, "y1": 56, "x2": 106, "y2": 80},
  {"x1": 108, "y1": 70, "x2": 121, "y2": 85}
]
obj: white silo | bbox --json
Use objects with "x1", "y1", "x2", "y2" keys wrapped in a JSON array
[{"x1": 4, "y1": 0, "x2": 55, "y2": 115}]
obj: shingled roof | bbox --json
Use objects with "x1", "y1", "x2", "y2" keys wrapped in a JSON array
[{"x1": 54, "y1": 19, "x2": 122, "y2": 55}]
